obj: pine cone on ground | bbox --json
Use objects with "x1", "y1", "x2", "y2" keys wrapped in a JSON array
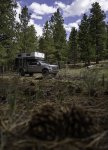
[
  {"x1": 64, "y1": 105, "x2": 97, "y2": 138},
  {"x1": 28, "y1": 103, "x2": 98, "y2": 141},
  {"x1": 28, "y1": 103, "x2": 63, "y2": 140}
]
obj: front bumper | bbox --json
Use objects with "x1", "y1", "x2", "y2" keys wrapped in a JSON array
[{"x1": 49, "y1": 69, "x2": 59, "y2": 74}]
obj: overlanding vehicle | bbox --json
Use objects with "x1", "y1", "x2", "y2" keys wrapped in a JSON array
[{"x1": 14, "y1": 52, "x2": 58, "y2": 76}]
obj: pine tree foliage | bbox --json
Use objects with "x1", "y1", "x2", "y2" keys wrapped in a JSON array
[
  {"x1": 19, "y1": 6, "x2": 31, "y2": 52},
  {"x1": 68, "y1": 27, "x2": 78, "y2": 65},
  {"x1": 0, "y1": 0, "x2": 16, "y2": 65},
  {"x1": 0, "y1": 0, "x2": 16, "y2": 40},
  {"x1": 19, "y1": 6, "x2": 31, "y2": 32},
  {"x1": 50, "y1": 9, "x2": 67, "y2": 60},
  {"x1": 101, "y1": 23, "x2": 108, "y2": 60},
  {"x1": 78, "y1": 14, "x2": 92, "y2": 65},
  {"x1": 38, "y1": 37, "x2": 45, "y2": 52},
  {"x1": 24, "y1": 25, "x2": 38, "y2": 52},
  {"x1": 106, "y1": 23, "x2": 108, "y2": 50},
  {"x1": 41, "y1": 21, "x2": 55, "y2": 60},
  {"x1": 18, "y1": 6, "x2": 38, "y2": 53},
  {"x1": 89, "y1": 2, "x2": 106, "y2": 63}
]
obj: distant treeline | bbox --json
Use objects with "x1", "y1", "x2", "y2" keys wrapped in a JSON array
[{"x1": 0, "y1": 0, "x2": 108, "y2": 69}]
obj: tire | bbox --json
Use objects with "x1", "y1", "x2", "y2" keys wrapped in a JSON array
[
  {"x1": 19, "y1": 69, "x2": 25, "y2": 76},
  {"x1": 29, "y1": 73, "x2": 33, "y2": 77},
  {"x1": 42, "y1": 69, "x2": 49, "y2": 76}
]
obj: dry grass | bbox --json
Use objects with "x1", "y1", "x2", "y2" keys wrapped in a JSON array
[{"x1": 0, "y1": 65, "x2": 108, "y2": 150}]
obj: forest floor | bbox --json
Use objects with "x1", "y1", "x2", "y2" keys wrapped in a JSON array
[{"x1": 0, "y1": 61, "x2": 108, "y2": 150}]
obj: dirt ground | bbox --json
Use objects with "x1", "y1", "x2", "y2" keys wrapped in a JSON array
[{"x1": 0, "y1": 66, "x2": 108, "y2": 150}]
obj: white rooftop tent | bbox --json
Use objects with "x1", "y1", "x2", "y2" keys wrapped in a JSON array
[{"x1": 17, "y1": 52, "x2": 45, "y2": 59}]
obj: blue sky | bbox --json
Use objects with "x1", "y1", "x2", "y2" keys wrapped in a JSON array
[{"x1": 16, "y1": 0, "x2": 108, "y2": 37}]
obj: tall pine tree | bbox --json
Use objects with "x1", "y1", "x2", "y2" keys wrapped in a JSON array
[
  {"x1": 50, "y1": 9, "x2": 67, "y2": 61},
  {"x1": 104, "y1": 23, "x2": 108, "y2": 59},
  {"x1": 41, "y1": 21, "x2": 55, "y2": 60},
  {"x1": 68, "y1": 27, "x2": 78, "y2": 65},
  {"x1": 19, "y1": 6, "x2": 31, "y2": 52},
  {"x1": 24, "y1": 25, "x2": 38, "y2": 52},
  {"x1": 78, "y1": 14, "x2": 92, "y2": 65},
  {"x1": 89, "y1": 2, "x2": 106, "y2": 64},
  {"x1": 0, "y1": 0, "x2": 16, "y2": 68}
]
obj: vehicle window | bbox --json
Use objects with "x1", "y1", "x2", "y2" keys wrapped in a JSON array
[
  {"x1": 29, "y1": 62, "x2": 37, "y2": 65},
  {"x1": 39, "y1": 60, "x2": 45, "y2": 63}
]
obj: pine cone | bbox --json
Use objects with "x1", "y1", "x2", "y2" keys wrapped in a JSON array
[
  {"x1": 28, "y1": 103, "x2": 97, "y2": 141},
  {"x1": 28, "y1": 103, "x2": 63, "y2": 140},
  {"x1": 65, "y1": 106, "x2": 96, "y2": 138}
]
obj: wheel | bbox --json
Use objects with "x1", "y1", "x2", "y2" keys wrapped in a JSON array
[
  {"x1": 42, "y1": 69, "x2": 49, "y2": 76},
  {"x1": 19, "y1": 69, "x2": 25, "y2": 76},
  {"x1": 29, "y1": 73, "x2": 33, "y2": 77}
]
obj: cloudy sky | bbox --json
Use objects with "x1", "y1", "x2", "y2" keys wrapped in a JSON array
[{"x1": 16, "y1": 0, "x2": 108, "y2": 37}]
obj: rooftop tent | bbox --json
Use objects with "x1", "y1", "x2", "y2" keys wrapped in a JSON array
[
  {"x1": 17, "y1": 52, "x2": 45, "y2": 60},
  {"x1": 31, "y1": 52, "x2": 45, "y2": 59}
]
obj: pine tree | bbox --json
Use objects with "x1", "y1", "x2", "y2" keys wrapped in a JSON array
[
  {"x1": 50, "y1": 9, "x2": 67, "y2": 61},
  {"x1": 0, "y1": 0, "x2": 16, "y2": 41},
  {"x1": 106, "y1": 23, "x2": 108, "y2": 50},
  {"x1": 78, "y1": 14, "x2": 92, "y2": 66},
  {"x1": 15, "y1": 7, "x2": 38, "y2": 54},
  {"x1": 68, "y1": 27, "x2": 78, "y2": 65},
  {"x1": 38, "y1": 37, "x2": 45, "y2": 52},
  {"x1": 0, "y1": 0, "x2": 16, "y2": 68},
  {"x1": 24, "y1": 25, "x2": 38, "y2": 52},
  {"x1": 89, "y1": 2, "x2": 106, "y2": 64},
  {"x1": 19, "y1": 6, "x2": 31, "y2": 52},
  {"x1": 15, "y1": 22, "x2": 22, "y2": 53},
  {"x1": 104, "y1": 23, "x2": 108, "y2": 59},
  {"x1": 41, "y1": 21, "x2": 55, "y2": 61}
]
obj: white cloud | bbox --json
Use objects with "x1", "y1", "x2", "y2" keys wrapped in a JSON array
[
  {"x1": 31, "y1": 14, "x2": 43, "y2": 20},
  {"x1": 96, "y1": 0, "x2": 108, "y2": 11},
  {"x1": 15, "y1": 2, "x2": 22, "y2": 22},
  {"x1": 29, "y1": 2, "x2": 56, "y2": 16},
  {"x1": 54, "y1": 1, "x2": 66, "y2": 9},
  {"x1": 28, "y1": 19, "x2": 43, "y2": 37},
  {"x1": 64, "y1": 19, "x2": 81, "y2": 32},
  {"x1": 55, "y1": 0, "x2": 108, "y2": 18},
  {"x1": 15, "y1": 0, "x2": 108, "y2": 37},
  {"x1": 15, "y1": 2, "x2": 43, "y2": 36}
]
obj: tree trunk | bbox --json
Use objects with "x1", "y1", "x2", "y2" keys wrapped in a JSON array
[
  {"x1": 96, "y1": 34, "x2": 99, "y2": 64},
  {"x1": 88, "y1": 60, "x2": 90, "y2": 66},
  {"x1": 96, "y1": 57, "x2": 99, "y2": 64}
]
